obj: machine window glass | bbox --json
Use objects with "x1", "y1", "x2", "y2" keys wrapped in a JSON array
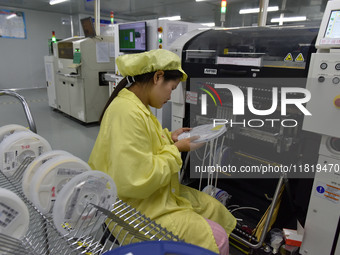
[
  {"x1": 58, "y1": 42, "x2": 73, "y2": 59},
  {"x1": 183, "y1": 27, "x2": 318, "y2": 69}
]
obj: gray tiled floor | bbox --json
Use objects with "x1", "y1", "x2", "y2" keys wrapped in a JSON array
[{"x1": 0, "y1": 88, "x2": 99, "y2": 162}]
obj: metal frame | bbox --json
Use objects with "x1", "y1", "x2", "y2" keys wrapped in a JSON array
[
  {"x1": 0, "y1": 90, "x2": 37, "y2": 133},
  {"x1": 0, "y1": 91, "x2": 181, "y2": 254}
]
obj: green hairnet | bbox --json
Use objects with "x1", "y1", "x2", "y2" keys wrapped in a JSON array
[{"x1": 116, "y1": 49, "x2": 187, "y2": 81}]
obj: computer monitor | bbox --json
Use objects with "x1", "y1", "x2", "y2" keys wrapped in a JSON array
[
  {"x1": 119, "y1": 21, "x2": 147, "y2": 52},
  {"x1": 324, "y1": 10, "x2": 340, "y2": 39},
  {"x1": 81, "y1": 17, "x2": 96, "y2": 38},
  {"x1": 315, "y1": 1, "x2": 340, "y2": 49}
]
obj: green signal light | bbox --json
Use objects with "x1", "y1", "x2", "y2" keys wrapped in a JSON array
[{"x1": 221, "y1": 0, "x2": 227, "y2": 13}]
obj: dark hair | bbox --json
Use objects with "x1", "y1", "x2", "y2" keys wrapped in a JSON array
[{"x1": 99, "y1": 70, "x2": 183, "y2": 123}]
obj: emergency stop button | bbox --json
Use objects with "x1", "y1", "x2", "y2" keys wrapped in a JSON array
[{"x1": 334, "y1": 95, "x2": 340, "y2": 108}]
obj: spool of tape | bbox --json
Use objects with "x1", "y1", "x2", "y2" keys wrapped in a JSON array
[
  {"x1": 29, "y1": 155, "x2": 91, "y2": 214},
  {"x1": 21, "y1": 150, "x2": 72, "y2": 200},
  {"x1": 178, "y1": 124, "x2": 227, "y2": 143},
  {"x1": 202, "y1": 185, "x2": 231, "y2": 206},
  {"x1": 0, "y1": 131, "x2": 52, "y2": 176},
  {"x1": 0, "y1": 124, "x2": 31, "y2": 144},
  {"x1": 0, "y1": 187, "x2": 29, "y2": 239},
  {"x1": 53, "y1": 170, "x2": 117, "y2": 237}
]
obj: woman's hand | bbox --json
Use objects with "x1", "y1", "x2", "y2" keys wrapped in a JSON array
[
  {"x1": 171, "y1": 127, "x2": 192, "y2": 142},
  {"x1": 174, "y1": 136, "x2": 204, "y2": 152}
]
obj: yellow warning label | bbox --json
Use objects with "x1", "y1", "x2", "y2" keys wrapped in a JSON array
[
  {"x1": 224, "y1": 48, "x2": 229, "y2": 54},
  {"x1": 295, "y1": 53, "x2": 304, "y2": 62},
  {"x1": 284, "y1": 53, "x2": 293, "y2": 62}
]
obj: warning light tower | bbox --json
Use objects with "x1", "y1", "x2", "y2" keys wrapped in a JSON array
[
  {"x1": 221, "y1": 0, "x2": 227, "y2": 27},
  {"x1": 110, "y1": 11, "x2": 114, "y2": 24}
]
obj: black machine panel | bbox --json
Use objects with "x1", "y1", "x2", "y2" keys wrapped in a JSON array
[
  {"x1": 182, "y1": 26, "x2": 319, "y2": 78},
  {"x1": 179, "y1": 26, "x2": 321, "y2": 250}
]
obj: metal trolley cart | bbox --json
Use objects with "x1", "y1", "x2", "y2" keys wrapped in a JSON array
[{"x1": 0, "y1": 90, "x2": 180, "y2": 255}]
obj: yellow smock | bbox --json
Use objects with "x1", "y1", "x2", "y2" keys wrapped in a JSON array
[{"x1": 88, "y1": 88, "x2": 236, "y2": 253}]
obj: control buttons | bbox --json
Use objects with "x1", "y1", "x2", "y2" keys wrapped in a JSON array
[
  {"x1": 334, "y1": 95, "x2": 340, "y2": 108},
  {"x1": 336, "y1": 63, "x2": 340, "y2": 70},
  {"x1": 318, "y1": 76, "x2": 325, "y2": 82},
  {"x1": 333, "y1": 77, "x2": 340, "y2": 84},
  {"x1": 320, "y1": 62, "x2": 328, "y2": 70}
]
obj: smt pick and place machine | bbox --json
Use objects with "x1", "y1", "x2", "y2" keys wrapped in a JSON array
[
  {"x1": 167, "y1": 16, "x2": 338, "y2": 253},
  {"x1": 169, "y1": 4, "x2": 340, "y2": 252}
]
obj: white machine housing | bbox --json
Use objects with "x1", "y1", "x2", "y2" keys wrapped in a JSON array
[
  {"x1": 302, "y1": 0, "x2": 340, "y2": 137},
  {"x1": 169, "y1": 28, "x2": 209, "y2": 131},
  {"x1": 44, "y1": 55, "x2": 58, "y2": 109},
  {"x1": 55, "y1": 36, "x2": 114, "y2": 123},
  {"x1": 301, "y1": 1, "x2": 340, "y2": 254},
  {"x1": 300, "y1": 135, "x2": 340, "y2": 255}
]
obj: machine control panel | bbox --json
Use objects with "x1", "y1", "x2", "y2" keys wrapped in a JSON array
[
  {"x1": 302, "y1": 52, "x2": 340, "y2": 137},
  {"x1": 301, "y1": 1, "x2": 340, "y2": 254}
]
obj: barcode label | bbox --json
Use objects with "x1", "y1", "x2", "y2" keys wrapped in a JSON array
[
  {"x1": 0, "y1": 202, "x2": 19, "y2": 229},
  {"x1": 57, "y1": 168, "x2": 85, "y2": 176}
]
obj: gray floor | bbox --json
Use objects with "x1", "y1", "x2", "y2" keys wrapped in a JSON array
[{"x1": 0, "y1": 88, "x2": 99, "y2": 162}]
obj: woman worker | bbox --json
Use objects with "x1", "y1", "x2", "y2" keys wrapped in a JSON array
[{"x1": 88, "y1": 49, "x2": 236, "y2": 255}]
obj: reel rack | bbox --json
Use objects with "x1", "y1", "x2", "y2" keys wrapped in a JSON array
[
  {"x1": 0, "y1": 90, "x2": 180, "y2": 255},
  {"x1": 0, "y1": 157, "x2": 181, "y2": 255}
]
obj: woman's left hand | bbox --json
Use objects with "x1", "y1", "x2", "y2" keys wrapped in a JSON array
[{"x1": 171, "y1": 127, "x2": 192, "y2": 142}]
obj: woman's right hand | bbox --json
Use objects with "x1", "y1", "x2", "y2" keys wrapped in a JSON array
[{"x1": 174, "y1": 136, "x2": 204, "y2": 152}]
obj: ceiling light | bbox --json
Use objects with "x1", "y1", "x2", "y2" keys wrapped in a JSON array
[
  {"x1": 6, "y1": 14, "x2": 17, "y2": 19},
  {"x1": 271, "y1": 16, "x2": 307, "y2": 23},
  {"x1": 158, "y1": 16, "x2": 181, "y2": 21},
  {"x1": 239, "y1": 6, "x2": 279, "y2": 14},
  {"x1": 49, "y1": 0, "x2": 69, "y2": 5},
  {"x1": 201, "y1": 22, "x2": 215, "y2": 27}
]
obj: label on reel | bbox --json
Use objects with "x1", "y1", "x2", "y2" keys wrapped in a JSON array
[
  {"x1": 0, "y1": 187, "x2": 30, "y2": 239},
  {"x1": 22, "y1": 150, "x2": 71, "y2": 200},
  {"x1": 29, "y1": 155, "x2": 92, "y2": 214},
  {"x1": 0, "y1": 131, "x2": 51, "y2": 176},
  {"x1": 53, "y1": 170, "x2": 117, "y2": 237}
]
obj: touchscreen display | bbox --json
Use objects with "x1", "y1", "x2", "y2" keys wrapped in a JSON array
[{"x1": 325, "y1": 10, "x2": 340, "y2": 38}]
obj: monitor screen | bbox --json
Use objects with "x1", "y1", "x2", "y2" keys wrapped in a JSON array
[
  {"x1": 81, "y1": 17, "x2": 96, "y2": 38},
  {"x1": 119, "y1": 22, "x2": 147, "y2": 52},
  {"x1": 324, "y1": 10, "x2": 340, "y2": 38}
]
